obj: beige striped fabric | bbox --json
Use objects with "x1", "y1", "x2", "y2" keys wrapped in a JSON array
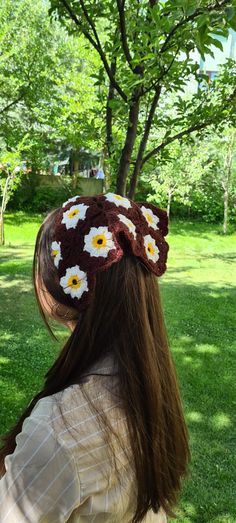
[{"x1": 0, "y1": 354, "x2": 167, "y2": 522}]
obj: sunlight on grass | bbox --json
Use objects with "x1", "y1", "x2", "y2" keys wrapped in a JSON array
[
  {"x1": 180, "y1": 502, "x2": 197, "y2": 516},
  {"x1": 0, "y1": 333, "x2": 14, "y2": 341},
  {"x1": 0, "y1": 279, "x2": 32, "y2": 290},
  {"x1": 2, "y1": 212, "x2": 43, "y2": 245},
  {"x1": 212, "y1": 413, "x2": 232, "y2": 429},
  {"x1": 0, "y1": 356, "x2": 10, "y2": 365},
  {"x1": 195, "y1": 344, "x2": 219, "y2": 354},
  {"x1": 186, "y1": 411, "x2": 204, "y2": 423}
]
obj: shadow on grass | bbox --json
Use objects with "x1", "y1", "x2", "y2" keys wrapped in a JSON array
[
  {"x1": 0, "y1": 268, "x2": 236, "y2": 522},
  {"x1": 169, "y1": 220, "x2": 236, "y2": 239},
  {"x1": 4, "y1": 212, "x2": 44, "y2": 226},
  {"x1": 0, "y1": 257, "x2": 33, "y2": 283},
  {"x1": 0, "y1": 245, "x2": 34, "y2": 267}
]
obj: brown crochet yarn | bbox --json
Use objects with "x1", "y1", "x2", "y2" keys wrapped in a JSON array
[{"x1": 51, "y1": 192, "x2": 169, "y2": 311}]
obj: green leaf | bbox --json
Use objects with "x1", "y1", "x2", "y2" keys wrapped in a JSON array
[
  {"x1": 209, "y1": 37, "x2": 224, "y2": 52},
  {"x1": 229, "y1": 14, "x2": 236, "y2": 31},
  {"x1": 225, "y1": 7, "x2": 235, "y2": 21}
]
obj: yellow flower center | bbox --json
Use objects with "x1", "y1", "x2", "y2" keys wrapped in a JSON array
[
  {"x1": 147, "y1": 242, "x2": 155, "y2": 255},
  {"x1": 146, "y1": 213, "x2": 153, "y2": 224},
  {"x1": 115, "y1": 195, "x2": 123, "y2": 200},
  {"x1": 68, "y1": 275, "x2": 81, "y2": 289},
  {"x1": 92, "y1": 234, "x2": 107, "y2": 249},
  {"x1": 68, "y1": 209, "x2": 80, "y2": 219},
  {"x1": 52, "y1": 249, "x2": 59, "y2": 257}
]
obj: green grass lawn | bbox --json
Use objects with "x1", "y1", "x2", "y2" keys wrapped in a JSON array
[{"x1": 0, "y1": 212, "x2": 236, "y2": 523}]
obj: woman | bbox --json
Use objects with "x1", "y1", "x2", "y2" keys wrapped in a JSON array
[{"x1": 0, "y1": 192, "x2": 190, "y2": 522}]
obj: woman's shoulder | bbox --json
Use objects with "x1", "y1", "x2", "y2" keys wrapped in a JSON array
[
  {"x1": 30, "y1": 352, "x2": 123, "y2": 443},
  {"x1": 32, "y1": 352, "x2": 118, "y2": 410}
]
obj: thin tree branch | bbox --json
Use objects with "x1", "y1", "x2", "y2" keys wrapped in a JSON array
[
  {"x1": 79, "y1": 0, "x2": 103, "y2": 50},
  {"x1": 106, "y1": 59, "x2": 116, "y2": 157},
  {"x1": 142, "y1": 86, "x2": 236, "y2": 165},
  {"x1": 143, "y1": 47, "x2": 180, "y2": 96},
  {"x1": 142, "y1": 123, "x2": 214, "y2": 165},
  {"x1": 0, "y1": 94, "x2": 25, "y2": 116},
  {"x1": 59, "y1": 0, "x2": 127, "y2": 101},
  {"x1": 116, "y1": 0, "x2": 134, "y2": 72},
  {"x1": 139, "y1": 86, "x2": 162, "y2": 156}
]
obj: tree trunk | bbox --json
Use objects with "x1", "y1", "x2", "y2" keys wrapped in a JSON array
[
  {"x1": 0, "y1": 214, "x2": 4, "y2": 246},
  {"x1": 116, "y1": 95, "x2": 140, "y2": 196},
  {"x1": 128, "y1": 87, "x2": 161, "y2": 199},
  {"x1": 128, "y1": 159, "x2": 142, "y2": 200},
  {"x1": 167, "y1": 190, "x2": 172, "y2": 219},
  {"x1": 0, "y1": 173, "x2": 11, "y2": 246},
  {"x1": 222, "y1": 130, "x2": 235, "y2": 234},
  {"x1": 223, "y1": 187, "x2": 229, "y2": 235}
]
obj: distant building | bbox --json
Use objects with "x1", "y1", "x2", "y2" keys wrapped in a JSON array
[{"x1": 49, "y1": 147, "x2": 102, "y2": 178}]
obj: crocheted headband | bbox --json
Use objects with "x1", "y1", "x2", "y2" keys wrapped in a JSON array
[{"x1": 51, "y1": 192, "x2": 169, "y2": 311}]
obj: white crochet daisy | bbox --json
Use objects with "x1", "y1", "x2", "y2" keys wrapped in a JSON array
[
  {"x1": 144, "y1": 235, "x2": 159, "y2": 263},
  {"x1": 61, "y1": 203, "x2": 89, "y2": 230},
  {"x1": 83, "y1": 226, "x2": 115, "y2": 258},
  {"x1": 105, "y1": 192, "x2": 131, "y2": 209},
  {"x1": 141, "y1": 205, "x2": 159, "y2": 230},
  {"x1": 62, "y1": 195, "x2": 79, "y2": 208},
  {"x1": 60, "y1": 265, "x2": 88, "y2": 299},
  {"x1": 51, "y1": 241, "x2": 63, "y2": 268},
  {"x1": 118, "y1": 214, "x2": 136, "y2": 239}
]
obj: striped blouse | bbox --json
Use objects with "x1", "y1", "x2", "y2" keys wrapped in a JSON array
[{"x1": 0, "y1": 353, "x2": 167, "y2": 522}]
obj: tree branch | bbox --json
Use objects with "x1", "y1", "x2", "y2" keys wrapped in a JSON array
[
  {"x1": 79, "y1": 0, "x2": 103, "y2": 50},
  {"x1": 143, "y1": 46, "x2": 180, "y2": 96},
  {"x1": 142, "y1": 86, "x2": 236, "y2": 165},
  {"x1": 106, "y1": 59, "x2": 116, "y2": 157},
  {"x1": 128, "y1": 86, "x2": 162, "y2": 197},
  {"x1": 59, "y1": 0, "x2": 127, "y2": 101},
  {"x1": 117, "y1": 90, "x2": 141, "y2": 195},
  {"x1": 116, "y1": 0, "x2": 134, "y2": 72},
  {"x1": 161, "y1": 0, "x2": 232, "y2": 54},
  {"x1": 0, "y1": 94, "x2": 25, "y2": 116},
  {"x1": 0, "y1": 79, "x2": 34, "y2": 116}
]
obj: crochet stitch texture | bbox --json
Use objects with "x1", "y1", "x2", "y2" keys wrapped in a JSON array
[{"x1": 51, "y1": 192, "x2": 169, "y2": 310}]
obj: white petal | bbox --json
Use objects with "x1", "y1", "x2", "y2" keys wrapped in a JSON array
[
  {"x1": 118, "y1": 214, "x2": 136, "y2": 238},
  {"x1": 144, "y1": 235, "x2": 159, "y2": 263},
  {"x1": 62, "y1": 195, "x2": 79, "y2": 208},
  {"x1": 51, "y1": 241, "x2": 62, "y2": 268},
  {"x1": 141, "y1": 205, "x2": 159, "y2": 230},
  {"x1": 61, "y1": 204, "x2": 89, "y2": 230},
  {"x1": 105, "y1": 192, "x2": 131, "y2": 209}
]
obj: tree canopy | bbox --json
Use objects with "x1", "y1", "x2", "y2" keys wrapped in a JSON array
[
  {"x1": 49, "y1": 0, "x2": 236, "y2": 197},
  {"x1": 0, "y1": 0, "x2": 102, "y2": 170}
]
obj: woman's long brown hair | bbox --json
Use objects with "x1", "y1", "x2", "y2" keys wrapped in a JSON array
[{"x1": 0, "y1": 208, "x2": 190, "y2": 522}]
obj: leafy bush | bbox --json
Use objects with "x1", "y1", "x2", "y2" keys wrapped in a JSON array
[
  {"x1": 8, "y1": 174, "x2": 76, "y2": 212},
  {"x1": 29, "y1": 185, "x2": 72, "y2": 212}
]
